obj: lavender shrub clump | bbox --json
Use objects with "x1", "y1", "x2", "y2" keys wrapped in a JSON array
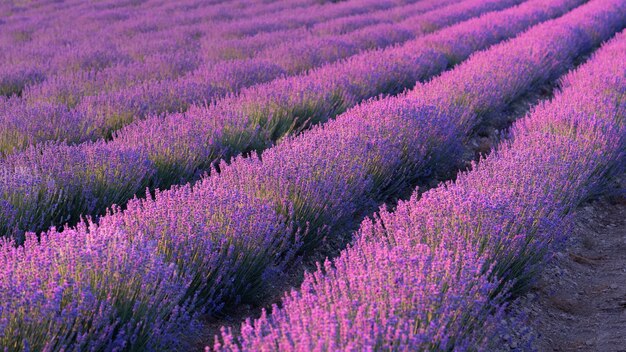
[
  {"x1": 214, "y1": 27, "x2": 626, "y2": 351},
  {"x1": 0, "y1": 227, "x2": 197, "y2": 351},
  {"x1": 215, "y1": 240, "x2": 504, "y2": 351}
]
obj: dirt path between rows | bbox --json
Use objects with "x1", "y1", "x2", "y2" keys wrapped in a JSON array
[{"x1": 499, "y1": 176, "x2": 626, "y2": 351}]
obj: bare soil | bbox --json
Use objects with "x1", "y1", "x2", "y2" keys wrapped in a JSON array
[{"x1": 495, "y1": 175, "x2": 626, "y2": 351}]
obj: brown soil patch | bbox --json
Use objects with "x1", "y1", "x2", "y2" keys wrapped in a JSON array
[{"x1": 495, "y1": 175, "x2": 626, "y2": 351}]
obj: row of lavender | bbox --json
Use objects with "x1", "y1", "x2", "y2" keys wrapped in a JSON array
[
  {"x1": 0, "y1": 0, "x2": 368, "y2": 44},
  {"x1": 17, "y1": 1, "x2": 428, "y2": 99},
  {"x1": 0, "y1": 0, "x2": 316, "y2": 93},
  {"x1": 67, "y1": 0, "x2": 469, "y2": 130},
  {"x1": 205, "y1": 0, "x2": 464, "y2": 61},
  {"x1": 214, "y1": 27, "x2": 626, "y2": 351},
  {"x1": 1, "y1": 0, "x2": 622, "y2": 349},
  {"x1": 0, "y1": 0, "x2": 583, "y2": 240},
  {"x1": 0, "y1": 0, "x2": 422, "y2": 133},
  {"x1": 0, "y1": 0, "x2": 374, "y2": 87},
  {"x1": 0, "y1": 0, "x2": 476, "y2": 155},
  {"x1": 0, "y1": 0, "x2": 429, "y2": 103}
]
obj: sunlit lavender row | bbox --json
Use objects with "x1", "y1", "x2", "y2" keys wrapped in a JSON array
[
  {"x1": 0, "y1": 0, "x2": 513, "y2": 156},
  {"x1": 1, "y1": 0, "x2": 400, "y2": 94},
  {"x1": 0, "y1": 0, "x2": 312, "y2": 95},
  {"x1": 0, "y1": 0, "x2": 583, "y2": 240},
  {"x1": 0, "y1": 0, "x2": 444, "y2": 153},
  {"x1": 214, "y1": 26, "x2": 626, "y2": 351},
  {"x1": 1, "y1": 0, "x2": 623, "y2": 349}
]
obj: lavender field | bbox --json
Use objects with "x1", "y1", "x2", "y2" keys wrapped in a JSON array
[{"x1": 0, "y1": 0, "x2": 624, "y2": 350}]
